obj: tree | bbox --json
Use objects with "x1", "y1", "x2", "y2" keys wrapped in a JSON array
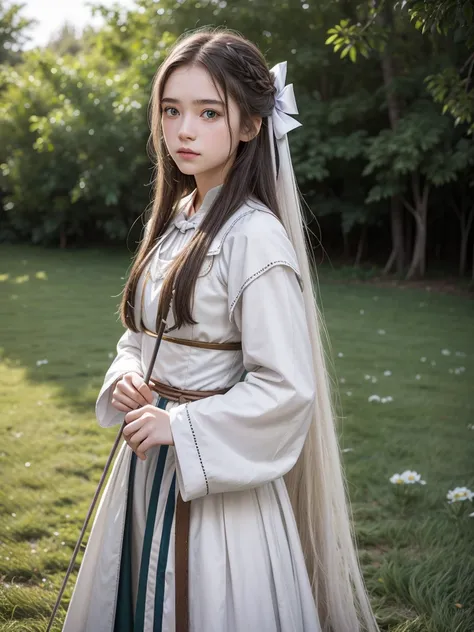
[{"x1": 0, "y1": 0, "x2": 36, "y2": 65}]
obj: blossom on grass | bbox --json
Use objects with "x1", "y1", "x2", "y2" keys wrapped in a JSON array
[
  {"x1": 368, "y1": 395, "x2": 381, "y2": 403},
  {"x1": 377, "y1": 329, "x2": 386, "y2": 335},
  {"x1": 369, "y1": 395, "x2": 393, "y2": 403},
  {"x1": 338, "y1": 352, "x2": 344, "y2": 358},
  {"x1": 36, "y1": 359, "x2": 48, "y2": 367},
  {"x1": 384, "y1": 370, "x2": 392, "y2": 376},
  {"x1": 390, "y1": 470, "x2": 426, "y2": 485},
  {"x1": 447, "y1": 487, "x2": 473, "y2": 503},
  {"x1": 441, "y1": 349, "x2": 451, "y2": 356}
]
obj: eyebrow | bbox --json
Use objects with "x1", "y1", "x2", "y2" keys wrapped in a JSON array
[{"x1": 161, "y1": 98, "x2": 225, "y2": 107}]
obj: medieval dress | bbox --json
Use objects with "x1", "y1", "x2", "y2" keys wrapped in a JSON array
[{"x1": 62, "y1": 184, "x2": 321, "y2": 632}]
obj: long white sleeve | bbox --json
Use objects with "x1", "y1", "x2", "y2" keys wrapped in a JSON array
[
  {"x1": 169, "y1": 252, "x2": 315, "y2": 501},
  {"x1": 96, "y1": 329, "x2": 144, "y2": 428}
]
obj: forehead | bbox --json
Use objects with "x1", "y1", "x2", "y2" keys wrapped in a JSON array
[{"x1": 163, "y1": 64, "x2": 223, "y2": 101}]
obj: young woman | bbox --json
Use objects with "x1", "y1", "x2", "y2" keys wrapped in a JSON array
[{"x1": 63, "y1": 28, "x2": 379, "y2": 632}]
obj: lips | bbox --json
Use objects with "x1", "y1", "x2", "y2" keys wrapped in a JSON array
[{"x1": 177, "y1": 148, "x2": 199, "y2": 156}]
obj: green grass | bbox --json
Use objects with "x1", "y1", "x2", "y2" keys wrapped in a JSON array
[{"x1": 0, "y1": 244, "x2": 473, "y2": 632}]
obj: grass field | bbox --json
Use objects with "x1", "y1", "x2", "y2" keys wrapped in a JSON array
[{"x1": 0, "y1": 244, "x2": 473, "y2": 632}]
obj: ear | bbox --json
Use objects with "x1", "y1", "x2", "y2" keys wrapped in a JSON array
[{"x1": 240, "y1": 116, "x2": 263, "y2": 143}]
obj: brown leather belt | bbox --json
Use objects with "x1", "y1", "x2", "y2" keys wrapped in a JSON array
[{"x1": 149, "y1": 378, "x2": 231, "y2": 631}]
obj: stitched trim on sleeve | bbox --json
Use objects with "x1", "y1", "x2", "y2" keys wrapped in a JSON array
[
  {"x1": 229, "y1": 260, "x2": 302, "y2": 318},
  {"x1": 185, "y1": 403, "x2": 209, "y2": 495}
]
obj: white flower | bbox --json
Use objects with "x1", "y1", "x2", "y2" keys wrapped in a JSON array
[
  {"x1": 371, "y1": 376, "x2": 378, "y2": 383},
  {"x1": 342, "y1": 448, "x2": 354, "y2": 453},
  {"x1": 384, "y1": 370, "x2": 392, "y2": 376},
  {"x1": 35, "y1": 359, "x2": 48, "y2": 367},
  {"x1": 108, "y1": 352, "x2": 114, "y2": 359},
  {"x1": 25, "y1": 462, "x2": 31, "y2": 468},
  {"x1": 346, "y1": 391, "x2": 352, "y2": 396},
  {"x1": 455, "y1": 351, "x2": 466, "y2": 357},
  {"x1": 377, "y1": 329, "x2": 386, "y2": 335},
  {"x1": 441, "y1": 349, "x2": 451, "y2": 356},
  {"x1": 447, "y1": 487, "x2": 474, "y2": 503},
  {"x1": 468, "y1": 424, "x2": 474, "y2": 430},
  {"x1": 340, "y1": 377, "x2": 346, "y2": 384},
  {"x1": 364, "y1": 375, "x2": 371, "y2": 381},
  {"x1": 415, "y1": 374, "x2": 421, "y2": 380},
  {"x1": 360, "y1": 309, "x2": 365, "y2": 315},
  {"x1": 368, "y1": 395, "x2": 381, "y2": 403},
  {"x1": 338, "y1": 352, "x2": 344, "y2": 358},
  {"x1": 431, "y1": 361, "x2": 436, "y2": 366},
  {"x1": 390, "y1": 473, "x2": 404, "y2": 484},
  {"x1": 469, "y1": 512, "x2": 474, "y2": 518},
  {"x1": 400, "y1": 470, "x2": 426, "y2": 484},
  {"x1": 420, "y1": 357, "x2": 427, "y2": 363},
  {"x1": 381, "y1": 397, "x2": 389, "y2": 403},
  {"x1": 386, "y1": 396, "x2": 393, "y2": 402}
]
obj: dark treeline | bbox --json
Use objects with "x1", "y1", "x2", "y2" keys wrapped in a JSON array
[{"x1": 0, "y1": 0, "x2": 473, "y2": 279}]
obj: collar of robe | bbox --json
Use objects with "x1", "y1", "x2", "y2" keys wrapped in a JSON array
[{"x1": 173, "y1": 184, "x2": 223, "y2": 233}]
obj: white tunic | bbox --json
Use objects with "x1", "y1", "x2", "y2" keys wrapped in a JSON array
[{"x1": 62, "y1": 185, "x2": 321, "y2": 632}]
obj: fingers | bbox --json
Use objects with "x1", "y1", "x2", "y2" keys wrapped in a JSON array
[
  {"x1": 131, "y1": 374, "x2": 154, "y2": 404},
  {"x1": 136, "y1": 437, "x2": 154, "y2": 460},
  {"x1": 111, "y1": 400, "x2": 133, "y2": 413},
  {"x1": 126, "y1": 426, "x2": 149, "y2": 451},
  {"x1": 121, "y1": 374, "x2": 150, "y2": 407},
  {"x1": 124, "y1": 404, "x2": 155, "y2": 425},
  {"x1": 111, "y1": 391, "x2": 140, "y2": 412},
  {"x1": 113, "y1": 372, "x2": 153, "y2": 410}
]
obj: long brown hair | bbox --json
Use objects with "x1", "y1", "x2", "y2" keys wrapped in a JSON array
[{"x1": 120, "y1": 29, "x2": 278, "y2": 331}]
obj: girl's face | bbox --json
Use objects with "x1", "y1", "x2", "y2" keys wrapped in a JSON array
[{"x1": 161, "y1": 64, "x2": 247, "y2": 186}]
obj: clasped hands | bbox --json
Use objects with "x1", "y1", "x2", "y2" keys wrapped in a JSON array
[{"x1": 111, "y1": 372, "x2": 174, "y2": 461}]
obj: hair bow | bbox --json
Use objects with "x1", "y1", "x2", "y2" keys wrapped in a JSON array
[{"x1": 270, "y1": 61, "x2": 302, "y2": 140}]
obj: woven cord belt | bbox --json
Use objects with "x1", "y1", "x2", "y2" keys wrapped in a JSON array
[{"x1": 149, "y1": 378, "x2": 231, "y2": 632}]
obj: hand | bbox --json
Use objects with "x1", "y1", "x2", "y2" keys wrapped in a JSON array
[
  {"x1": 111, "y1": 372, "x2": 154, "y2": 412},
  {"x1": 123, "y1": 404, "x2": 174, "y2": 460}
]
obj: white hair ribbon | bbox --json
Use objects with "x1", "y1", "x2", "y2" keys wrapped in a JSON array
[{"x1": 270, "y1": 61, "x2": 302, "y2": 140}]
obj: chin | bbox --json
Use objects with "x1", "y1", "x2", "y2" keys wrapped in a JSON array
[{"x1": 176, "y1": 164, "x2": 200, "y2": 176}]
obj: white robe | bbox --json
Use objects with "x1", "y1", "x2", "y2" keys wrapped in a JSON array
[{"x1": 62, "y1": 185, "x2": 321, "y2": 632}]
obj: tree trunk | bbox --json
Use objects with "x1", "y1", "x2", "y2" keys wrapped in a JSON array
[
  {"x1": 354, "y1": 224, "x2": 367, "y2": 267},
  {"x1": 405, "y1": 179, "x2": 430, "y2": 279},
  {"x1": 459, "y1": 207, "x2": 474, "y2": 276},
  {"x1": 378, "y1": 2, "x2": 405, "y2": 276},
  {"x1": 59, "y1": 227, "x2": 67, "y2": 249},
  {"x1": 342, "y1": 228, "x2": 350, "y2": 260}
]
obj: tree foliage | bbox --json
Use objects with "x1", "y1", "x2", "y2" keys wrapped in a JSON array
[{"x1": 0, "y1": 0, "x2": 473, "y2": 279}]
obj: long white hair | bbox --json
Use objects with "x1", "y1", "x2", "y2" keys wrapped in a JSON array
[{"x1": 269, "y1": 71, "x2": 380, "y2": 632}]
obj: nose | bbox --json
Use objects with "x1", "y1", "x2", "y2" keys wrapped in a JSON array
[{"x1": 178, "y1": 115, "x2": 196, "y2": 142}]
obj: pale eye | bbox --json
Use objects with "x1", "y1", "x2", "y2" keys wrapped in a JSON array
[
  {"x1": 202, "y1": 109, "x2": 219, "y2": 120},
  {"x1": 163, "y1": 106, "x2": 179, "y2": 117}
]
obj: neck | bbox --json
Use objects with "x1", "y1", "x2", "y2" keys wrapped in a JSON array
[{"x1": 192, "y1": 170, "x2": 229, "y2": 215}]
